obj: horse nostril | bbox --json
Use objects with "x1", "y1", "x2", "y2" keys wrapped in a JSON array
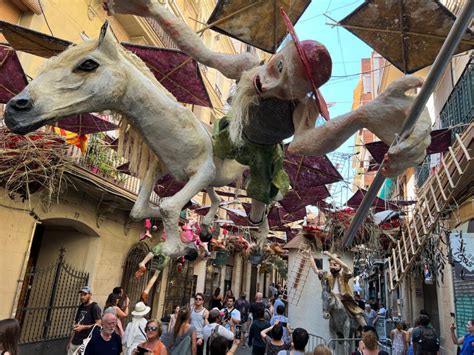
[{"x1": 11, "y1": 98, "x2": 33, "y2": 112}]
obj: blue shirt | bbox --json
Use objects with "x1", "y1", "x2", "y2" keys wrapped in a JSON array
[
  {"x1": 274, "y1": 298, "x2": 285, "y2": 315},
  {"x1": 461, "y1": 333, "x2": 474, "y2": 355},
  {"x1": 271, "y1": 315, "x2": 290, "y2": 342}
]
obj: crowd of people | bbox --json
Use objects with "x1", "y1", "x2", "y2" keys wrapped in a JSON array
[{"x1": 1, "y1": 285, "x2": 473, "y2": 355}]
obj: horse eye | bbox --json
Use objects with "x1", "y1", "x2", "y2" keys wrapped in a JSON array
[
  {"x1": 277, "y1": 60, "x2": 284, "y2": 73},
  {"x1": 76, "y1": 59, "x2": 99, "y2": 72}
]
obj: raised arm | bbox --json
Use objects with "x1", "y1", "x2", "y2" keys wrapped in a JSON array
[
  {"x1": 324, "y1": 251, "x2": 352, "y2": 274},
  {"x1": 450, "y1": 323, "x2": 464, "y2": 345},
  {"x1": 104, "y1": 0, "x2": 260, "y2": 79}
]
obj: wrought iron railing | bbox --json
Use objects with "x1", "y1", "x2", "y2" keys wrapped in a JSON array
[
  {"x1": 417, "y1": 58, "x2": 473, "y2": 187},
  {"x1": 15, "y1": 249, "x2": 89, "y2": 344},
  {"x1": 440, "y1": 58, "x2": 474, "y2": 139}
]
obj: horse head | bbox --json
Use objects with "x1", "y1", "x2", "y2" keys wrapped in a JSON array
[
  {"x1": 321, "y1": 277, "x2": 335, "y2": 320},
  {"x1": 5, "y1": 21, "x2": 127, "y2": 135}
]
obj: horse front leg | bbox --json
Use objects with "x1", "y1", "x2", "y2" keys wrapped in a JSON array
[
  {"x1": 248, "y1": 199, "x2": 269, "y2": 249},
  {"x1": 202, "y1": 187, "x2": 220, "y2": 226},
  {"x1": 130, "y1": 160, "x2": 165, "y2": 220},
  {"x1": 160, "y1": 158, "x2": 216, "y2": 257}
]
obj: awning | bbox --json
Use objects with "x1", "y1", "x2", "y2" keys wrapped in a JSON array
[
  {"x1": 122, "y1": 43, "x2": 212, "y2": 108},
  {"x1": 284, "y1": 144, "x2": 343, "y2": 189},
  {"x1": 54, "y1": 113, "x2": 118, "y2": 135},
  {"x1": 364, "y1": 128, "x2": 452, "y2": 164},
  {"x1": 0, "y1": 45, "x2": 28, "y2": 103},
  {"x1": 338, "y1": 0, "x2": 474, "y2": 74},
  {"x1": 207, "y1": 0, "x2": 311, "y2": 53},
  {"x1": 0, "y1": 20, "x2": 71, "y2": 58},
  {"x1": 346, "y1": 188, "x2": 398, "y2": 212},
  {"x1": 279, "y1": 186, "x2": 330, "y2": 213}
]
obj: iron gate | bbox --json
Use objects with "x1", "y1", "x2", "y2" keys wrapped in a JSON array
[
  {"x1": 121, "y1": 242, "x2": 157, "y2": 326},
  {"x1": 163, "y1": 259, "x2": 195, "y2": 318},
  {"x1": 15, "y1": 249, "x2": 89, "y2": 344}
]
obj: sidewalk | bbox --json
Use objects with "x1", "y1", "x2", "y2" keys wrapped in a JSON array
[{"x1": 235, "y1": 346, "x2": 252, "y2": 355}]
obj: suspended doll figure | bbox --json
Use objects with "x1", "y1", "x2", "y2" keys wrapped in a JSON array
[
  {"x1": 4, "y1": 0, "x2": 431, "y2": 258},
  {"x1": 102, "y1": 0, "x2": 431, "y2": 224}
]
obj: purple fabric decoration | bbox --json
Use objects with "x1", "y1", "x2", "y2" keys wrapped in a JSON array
[
  {"x1": 116, "y1": 162, "x2": 131, "y2": 175},
  {"x1": 279, "y1": 186, "x2": 330, "y2": 212},
  {"x1": 346, "y1": 188, "x2": 398, "y2": 212},
  {"x1": 364, "y1": 128, "x2": 452, "y2": 164},
  {"x1": 55, "y1": 114, "x2": 118, "y2": 135},
  {"x1": 284, "y1": 145, "x2": 343, "y2": 188},
  {"x1": 154, "y1": 174, "x2": 186, "y2": 198},
  {"x1": 122, "y1": 43, "x2": 212, "y2": 108},
  {"x1": 0, "y1": 45, "x2": 28, "y2": 104}
]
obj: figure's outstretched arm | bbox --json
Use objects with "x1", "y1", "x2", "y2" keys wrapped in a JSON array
[
  {"x1": 104, "y1": 0, "x2": 259, "y2": 79},
  {"x1": 324, "y1": 251, "x2": 352, "y2": 274},
  {"x1": 290, "y1": 76, "x2": 431, "y2": 177}
]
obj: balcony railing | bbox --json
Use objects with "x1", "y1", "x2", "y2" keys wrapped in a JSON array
[
  {"x1": 440, "y1": 58, "x2": 474, "y2": 139},
  {"x1": 65, "y1": 137, "x2": 160, "y2": 205},
  {"x1": 416, "y1": 58, "x2": 473, "y2": 188}
]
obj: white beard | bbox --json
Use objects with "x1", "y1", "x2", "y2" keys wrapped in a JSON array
[{"x1": 227, "y1": 66, "x2": 260, "y2": 147}]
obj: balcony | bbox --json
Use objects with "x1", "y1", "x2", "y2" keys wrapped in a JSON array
[
  {"x1": 440, "y1": 58, "x2": 474, "y2": 139},
  {"x1": 416, "y1": 58, "x2": 473, "y2": 188},
  {"x1": 64, "y1": 133, "x2": 160, "y2": 205}
]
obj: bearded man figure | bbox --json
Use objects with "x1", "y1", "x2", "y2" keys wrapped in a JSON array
[
  {"x1": 309, "y1": 251, "x2": 366, "y2": 328},
  {"x1": 103, "y1": 0, "x2": 431, "y2": 230}
]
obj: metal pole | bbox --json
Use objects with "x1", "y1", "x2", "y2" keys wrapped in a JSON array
[{"x1": 342, "y1": 0, "x2": 474, "y2": 248}]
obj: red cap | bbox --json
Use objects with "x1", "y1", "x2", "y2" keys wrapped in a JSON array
[{"x1": 280, "y1": 8, "x2": 332, "y2": 120}]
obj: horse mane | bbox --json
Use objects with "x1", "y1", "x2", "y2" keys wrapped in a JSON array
[{"x1": 113, "y1": 43, "x2": 176, "y2": 180}]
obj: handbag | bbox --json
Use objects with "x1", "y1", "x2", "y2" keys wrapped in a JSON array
[{"x1": 72, "y1": 324, "x2": 98, "y2": 355}]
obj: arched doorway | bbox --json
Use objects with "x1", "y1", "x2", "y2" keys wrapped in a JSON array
[
  {"x1": 16, "y1": 218, "x2": 97, "y2": 354},
  {"x1": 121, "y1": 243, "x2": 158, "y2": 325}
]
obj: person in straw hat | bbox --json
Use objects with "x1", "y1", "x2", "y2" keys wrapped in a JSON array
[{"x1": 123, "y1": 302, "x2": 151, "y2": 355}]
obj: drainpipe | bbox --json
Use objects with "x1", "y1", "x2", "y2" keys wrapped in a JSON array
[
  {"x1": 343, "y1": 0, "x2": 474, "y2": 248},
  {"x1": 10, "y1": 221, "x2": 39, "y2": 318}
]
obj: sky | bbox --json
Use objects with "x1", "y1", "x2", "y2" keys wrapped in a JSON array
[{"x1": 292, "y1": 0, "x2": 373, "y2": 205}]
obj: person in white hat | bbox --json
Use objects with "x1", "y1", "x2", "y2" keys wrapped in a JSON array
[{"x1": 122, "y1": 302, "x2": 151, "y2": 355}]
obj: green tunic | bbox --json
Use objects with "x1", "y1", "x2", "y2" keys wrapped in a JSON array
[
  {"x1": 151, "y1": 243, "x2": 170, "y2": 272},
  {"x1": 213, "y1": 117, "x2": 290, "y2": 204}
]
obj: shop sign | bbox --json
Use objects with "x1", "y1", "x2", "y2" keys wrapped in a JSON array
[{"x1": 450, "y1": 231, "x2": 474, "y2": 280}]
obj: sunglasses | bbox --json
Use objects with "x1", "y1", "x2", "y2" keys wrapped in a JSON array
[
  {"x1": 145, "y1": 326, "x2": 159, "y2": 331},
  {"x1": 195, "y1": 298, "x2": 203, "y2": 301}
]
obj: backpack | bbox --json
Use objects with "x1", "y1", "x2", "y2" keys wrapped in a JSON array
[
  {"x1": 170, "y1": 328, "x2": 193, "y2": 355},
  {"x1": 206, "y1": 325, "x2": 225, "y2": 355},
  {"x1": 236, "y1": 300, "x2": 249, "y2": 323},
  {"x1": 264, "y1": 307, "x2": 272, "y2": 321},
  {"x1": 418, "y1": 327, "x2": 440, "y2": 353}
]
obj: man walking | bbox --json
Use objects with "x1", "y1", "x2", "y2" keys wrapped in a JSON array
[
  {"x1": 235, "y1": 292, "x2": 250, "y2": 348},
  {"x1": 412, "y1": 315, "x2": 440, "y2": 355},
  {"x1": 278, "y1": 327, "x2": 309, "y2": 355},
  {"x1": 191, "y1": 292, "x2": 209, "y2": 355},
  {"x1": 250, "y1": 292, "x2": 265, "y2": 320},
  {"x1": 67, "y1": 286, "x2": 102, "y2": 355},
  {"x1": 248, "y1": 305, "x2": 270, "y2": 355},
  {"x1": 203, "y1": 308, "x2": 235, "y2": 354},
  {"x1": 84, "y1": 313, "x2": 122, "y2": 354},
  {"x1": 451, "y1": 319, "x2": 474, "y2": 355}
]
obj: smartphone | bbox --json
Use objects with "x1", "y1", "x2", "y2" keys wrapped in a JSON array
[
  {"x1": 450, "y1": 312, "x2": 455, "y2": 319},
  {"x1": 136, "y1": 345, "x2": 149, "y2": 355},
  {"x1": 234, "y1": 324, "x2": 242, "y2": 339}
]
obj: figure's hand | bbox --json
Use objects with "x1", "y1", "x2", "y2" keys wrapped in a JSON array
[
  {"x1": 103, "y1": 0, "x2": 154, "y2": 16},
  {"x1": 361, "y1": 75, "x2": 431, "y2": 177}
]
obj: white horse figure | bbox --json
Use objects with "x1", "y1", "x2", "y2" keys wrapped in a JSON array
[{"x1": 5, "y1": 8, "x2": 432, "y2": 257}]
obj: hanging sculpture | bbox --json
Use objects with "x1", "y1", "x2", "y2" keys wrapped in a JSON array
[{"x1": 5, "y1": 0, "x2": 432, "y2": 258}]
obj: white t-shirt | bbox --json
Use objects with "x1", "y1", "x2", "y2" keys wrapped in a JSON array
[
  {"x1": 221, "y1": 307, "x2": 241, "y2": 330},
  {"x1": 202, "y1": 323, "x2": 234, "y2": 354},
  {"x1": 202, "y1": 323, "x2": 234, "y2": 342}
]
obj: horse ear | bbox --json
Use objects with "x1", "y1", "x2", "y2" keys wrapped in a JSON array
[{"x1": 98, "y1": 20, "x2": 119, "y2": 58}]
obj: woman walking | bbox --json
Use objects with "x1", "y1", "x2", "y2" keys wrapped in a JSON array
[
  {"x1": 123, "y1": 302, "x2": 150, "y2": 355},
  {"x1": 135, "y1": 320, "x2": 167, "y2": 355},
  {"x1": 168, "y1": 308, "x2": 197, "y2": 355},
  {"x1": 0, "y1": 319, "x2": 20, "y2": 355}
]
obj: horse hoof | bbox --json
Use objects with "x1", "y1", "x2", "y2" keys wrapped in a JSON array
[{"x1": 135, "y1": 265, "x2": 146, "y2": 279}]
